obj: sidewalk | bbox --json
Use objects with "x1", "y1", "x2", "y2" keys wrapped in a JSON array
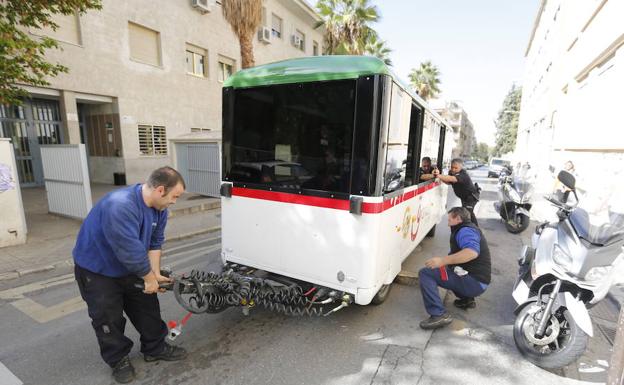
[{"x1": 0, "y1": 184, "x2": 221, "y2": 281}]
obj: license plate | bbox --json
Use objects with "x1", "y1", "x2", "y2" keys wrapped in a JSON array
[{"x1": 512, "y1": 279, "x2": 530, "y2": 304}]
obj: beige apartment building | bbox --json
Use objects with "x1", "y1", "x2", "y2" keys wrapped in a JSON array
[
  {"x1": 516, "y1": 0, "x2": 624, "y2": 191},
  {"x1": 435, "y1": 101, "x2": 475, "y2": 159},
  {"x1": 0, "y1": 0, "x2": 323, "y2": 186}
]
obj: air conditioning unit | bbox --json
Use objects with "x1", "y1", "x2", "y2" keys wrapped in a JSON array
[
  {"x1": 192, "y1": 0, "x2": 213, "y2": 14},
  {"x1": 258, "y1": 27, "x2": 271, "y2": 44},
  {"x1": 291, "y1": 35, "x2": 303, "y2": 48}
]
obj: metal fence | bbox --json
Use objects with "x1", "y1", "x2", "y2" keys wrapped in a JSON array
[
  {"x1": 40, "y1": 144, "x2": 92, "y2": 219},
  {"x1": 175, "y1": 142, "x2": 220, "y2": 197}
]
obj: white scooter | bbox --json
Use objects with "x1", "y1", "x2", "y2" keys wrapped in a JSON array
[{"x1": 512, "y1": 170, "x2": 624, "y2": 368}]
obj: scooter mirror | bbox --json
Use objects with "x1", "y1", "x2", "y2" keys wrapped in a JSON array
[{"x1": 558, "y1": 170, "x2": 576, "y2": 190}]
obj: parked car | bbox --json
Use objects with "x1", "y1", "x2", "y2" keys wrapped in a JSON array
[{"x1": 488, "y1": 157, "x2": 511, "y2": 178}]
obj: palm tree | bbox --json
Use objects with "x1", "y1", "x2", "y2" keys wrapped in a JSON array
[
  {"x1": 316, "y1": 0, "x2": 380, "y2": 55},
  {"x1": 363, "y1": 30, "x2": 392, "y2": 66},
  {"x1": 408, "y1": 61, "x2": 441, "y2": 101},
  {"x1": 315, "y1": 0, "x2": 341, "y2": 54},
  {"x1": 221, "y1": 0, "x2": 263, "y2": 69}
]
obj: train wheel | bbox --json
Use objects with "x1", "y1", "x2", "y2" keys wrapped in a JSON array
[
  {"x1": 371, "y1": 284, "x2": 392, "y2": 305},
  {"x1": 426, "y1": 224, "x2": 436, "y2": 238}
]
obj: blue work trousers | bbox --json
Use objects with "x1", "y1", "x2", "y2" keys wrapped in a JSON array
[{"x1": 418, "y1": 266, "x2": 487, "y2": 316}]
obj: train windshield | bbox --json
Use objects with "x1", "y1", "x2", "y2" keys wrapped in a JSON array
[{"x1": 223, "y1": 80, "x2": 357, "y2": 195}]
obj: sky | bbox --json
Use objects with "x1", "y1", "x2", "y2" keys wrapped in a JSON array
[{"x1": 313, "y1": 1, "x2": 539, "y2": 146}]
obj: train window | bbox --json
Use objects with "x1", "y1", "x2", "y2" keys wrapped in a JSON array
[
  {"x1": 383, "y1": 84, "x2": 412, "y2": 193},
  {"x1": 405, "y1": 104, "x2": 422, "y2": 186},
  {"x1": 418, "y1": 115, "x2": 441, "y2": 181},
  {"x1": 225, "y1": 80, "x2": 357, "y2": 194}
]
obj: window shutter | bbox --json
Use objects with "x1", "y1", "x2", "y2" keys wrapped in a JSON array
[
  {"x1": 33, "y1": 13, "x2": 81, "y2": 45},
  {"x1": 129, "y1": 22, "x2": 161, "y2": 66}
]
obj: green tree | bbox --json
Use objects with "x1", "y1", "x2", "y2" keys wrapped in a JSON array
[
  {"x1": 493, "y1": 84, "x2": 522, "y2": 156},
  {"x1": 0, "y1": 0, "x2": 101, "y2": 104},
  {"x1": 315, "y1": 0, "x2": 380, "y2": 55},
  {"x1": 471, "y1": 142, "x2": 491, "y2": 163},
  {"x1": 222, "y1": 0, "x2": 263, "y2": 69},
  {"x1": 363, "y1": 29, "x2": 392, "y2": 65},
  {"x1": 408, "y1": 61, "x2": 441, "y2": 101}
]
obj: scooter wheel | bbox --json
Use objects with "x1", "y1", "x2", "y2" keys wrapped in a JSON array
[
  {"x1": 506, "y1": 213, "x2": 530, "y2": 234},
  {"x1": 513, "y1": 303, "x2": 588, "y2": 369}
]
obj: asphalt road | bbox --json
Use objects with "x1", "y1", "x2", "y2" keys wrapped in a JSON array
[{"x1": 0, "y1": 167, "x2": 614, "y2": 385}]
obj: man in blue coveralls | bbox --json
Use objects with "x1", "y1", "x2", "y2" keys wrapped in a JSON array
[
  {"x1": 417, "y1": 207, "x2": 492, "y2": 329},
  {"x1": 73, "y1": 167, "x2": 187, "y2": 383}
]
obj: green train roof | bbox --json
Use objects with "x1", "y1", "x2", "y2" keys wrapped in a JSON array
[{"x1": 223, "y1": 55, "x2": 391, "y2": 88}]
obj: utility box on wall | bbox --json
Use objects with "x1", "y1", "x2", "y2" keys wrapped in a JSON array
[{"x1": 0, "y1": 138, "x2": 27, "y2": 247}]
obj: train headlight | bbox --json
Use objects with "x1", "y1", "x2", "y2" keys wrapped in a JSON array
[
  {"x1": 585, "y1": 266, "x2": 611, "y2": 282},
  {"x1": 552, "y1": 245, "x2": 573, "y2": 270}
]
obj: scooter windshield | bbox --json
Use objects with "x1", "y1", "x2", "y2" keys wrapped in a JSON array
[
  {"x1": 569, "y1": 183, "x2": 624, "y2": 246},
  {"x1": 512, "y1": 165, "x2": 535, "y2": 196}
]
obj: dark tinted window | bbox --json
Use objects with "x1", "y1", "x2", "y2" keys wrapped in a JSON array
[{"x1": 224, "y1": 80, "x2": 356, "y2": 194}]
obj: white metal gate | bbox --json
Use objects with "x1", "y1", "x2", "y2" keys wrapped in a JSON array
[
  {"x1": 40, "y1": 144, "x2": 92, "y2": 219},
  {"x1": 176, "y1": 142, "x2": 220, "y2": 197}
]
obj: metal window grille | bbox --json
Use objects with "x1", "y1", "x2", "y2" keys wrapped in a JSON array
[{"x1": 138, "y1": 124, "x2": 168, "y2": 155}]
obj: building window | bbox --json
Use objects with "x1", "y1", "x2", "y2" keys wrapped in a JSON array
[
  {"x1": 313, "y1": 41, "x2": 319, "y2": 56},
  {"x1": 138, "y1": 124, "x2": 167, "y2": 155},
  {"x1": 185, "y1": 43, "x2": 207, "y2": 77},
  {"x1": 218, "y1": 56, "x2": 235, "y2": 82},
  {"x1": 293, "y1": 29, "x2": 305, "y2": 51},
  {"x1": 271, "y1": 14, "x2": 282, "y2": 38},
  {"x1": 31, "y1": 13, "x2": 82, "y2": 45},
  {"x1": 128, "y1": 22, "x2": 161, "y2": 66}
]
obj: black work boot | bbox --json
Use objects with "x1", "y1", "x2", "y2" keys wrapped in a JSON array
[
  {"x1": 144, "y1": 343, "x2": 188, "y2": 362},
  {"x1": 454, "y1": 297, "x2": 476, "y2": 310},
  {"x1": 419, "y1": 312, "x2": 453, "y2": 330},
  {"x1": 112, "y1": 356, "x2": 135, "y2": 384}
]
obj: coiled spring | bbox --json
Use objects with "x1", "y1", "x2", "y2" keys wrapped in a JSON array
[{"x1": 173, "y1": 269, "x2": 327, "y2": 316}]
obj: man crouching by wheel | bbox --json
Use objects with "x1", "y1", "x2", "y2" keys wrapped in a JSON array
[
  {"x1": 417, "y1": 207, "x2": 492, "y2": 329},
  {"x1": 73, "y1": 167, "x2": 188, "y2": 383}
]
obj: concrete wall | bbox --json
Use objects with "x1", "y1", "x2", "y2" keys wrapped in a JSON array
[
  {"x1": 26, "y1": 0, "x2": 324, "y2": 184},
  {"x1": 516, "y1": 0, "x2": 624, "y2": 192},
  {"x1": 0, "y1": 139, "x2": 27, "y2": 247}
]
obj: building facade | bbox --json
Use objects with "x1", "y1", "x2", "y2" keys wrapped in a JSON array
[
  {"x1": 516, "y1": 0, "x2": 624, "y2": 191},
  {"x1": 0, "y1": 0, "x2": 323, "y2": 186},
  {"x1": 435, "y1": 101, "x2": 475, "y2": 159}
]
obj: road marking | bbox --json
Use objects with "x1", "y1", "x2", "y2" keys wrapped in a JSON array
[
  {"x1": 1, "y1": 243, "x2": 221, "y2": 323},
  {"x1": 0, "y1": 361, "x2": 23, "y2": 385},
  {"x1": 0, "y1": 274, "x2": 75, "y2": 301},
  {"x1": 12, "y1": 296, "x2": 86, "y2": 324}
]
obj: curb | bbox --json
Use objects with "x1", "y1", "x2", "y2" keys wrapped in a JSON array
[
  {"x1": 0, "y1": 226, "x2": 223, "y2": 282},
  {"x1": 395, "y1": 270, "x2": 419, "y2": 286},
  {"x1": 165, "y1": 226, "x2": 221, "y2": 242},
  {"x1": 607, "y1": 290, "x2": 623, "y2": 312},
  {"x1": 168, "y1": 202, "x2": 221, "y2": 218}
]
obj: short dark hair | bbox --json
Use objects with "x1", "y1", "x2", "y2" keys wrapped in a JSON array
[
  {"x1": 147, "y1": 167, "x2": 186, "y2": 194},
  {"x1": 451, "y1": 158, "x2": 463, "y2": 166},
  {"x1": 448, "y1": 207, "x2": 471, "y2": 223},
  {"x1": 422, "y1": 156, "x2": 431, "y2": 163}
]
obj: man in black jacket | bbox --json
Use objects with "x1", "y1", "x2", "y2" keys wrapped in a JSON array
[
  {"x1": 417, "y1": 207, "x2": 492, "y2": 329},
  {"x1": 433, "y1": 158, "x2": 480, "y2": 226}
]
